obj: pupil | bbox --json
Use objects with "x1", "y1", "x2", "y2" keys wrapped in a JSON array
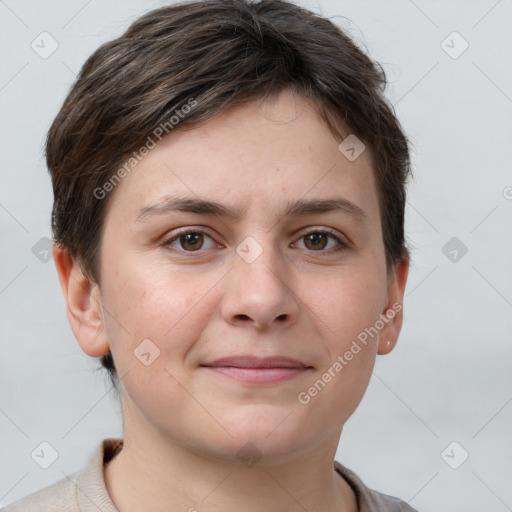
[
  {"x1": 307, "y1": 233, "x2": 326, "y2": 250},
  {"x1": 182, "y1": 233, "x2": 202, "y2": 250}
]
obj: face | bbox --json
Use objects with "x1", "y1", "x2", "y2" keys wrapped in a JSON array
[{"x1": 59, "y1": 89, "x2": 408, "y2": 465}]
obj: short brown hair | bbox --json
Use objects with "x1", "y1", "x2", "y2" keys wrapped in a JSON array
[{"x1": 46, "y1": 0, "x2": 412, "y2": 389}]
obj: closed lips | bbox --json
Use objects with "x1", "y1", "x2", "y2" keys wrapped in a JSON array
[{"x1": 200, "y1": 357, "x2": 310, "y2": 369}]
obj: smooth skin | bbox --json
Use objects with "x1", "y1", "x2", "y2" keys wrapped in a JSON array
[{"x1": 53, "y1": 89, "x2": 408, "y2": 512}]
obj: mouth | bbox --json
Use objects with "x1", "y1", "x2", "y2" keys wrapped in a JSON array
[{"x1": 200, "y1": 356, "x2": 313, "y2": 384}]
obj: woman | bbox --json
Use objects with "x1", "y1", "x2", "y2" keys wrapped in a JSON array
[{"x1": 4, "y1": 1, "x2": 415, "y2": 510}]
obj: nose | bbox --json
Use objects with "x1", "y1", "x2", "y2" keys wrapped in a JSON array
[{"x1": 220, "y1": 240, "x2": 300, "y2": 331}]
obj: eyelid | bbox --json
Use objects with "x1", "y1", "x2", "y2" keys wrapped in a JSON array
[{"x1": 298, "y1": 226, "x2": 347, "y2": 241}]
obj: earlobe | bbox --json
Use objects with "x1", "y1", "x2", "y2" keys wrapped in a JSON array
[
  {"x1": 52, "y1": 243, "x2": 110, "y2": 358},
  {"x1": 377, "y1": 258, "x2": 409, "y2": 355},
  {"x1": 378, "y1": 337, "x2": 394, "y2": 355}
]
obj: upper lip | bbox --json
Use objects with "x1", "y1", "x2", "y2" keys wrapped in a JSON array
[{"x1": 200, "y1": 356, "x2": 309, "y2": 369}]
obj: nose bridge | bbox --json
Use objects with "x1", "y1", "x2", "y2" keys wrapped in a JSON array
[
  {"x1": 222, "y1": 231, "x2": 299, "y2": 328},
  {"x1": 235, "y1": 233, "x2": 286, "y2": 292}
]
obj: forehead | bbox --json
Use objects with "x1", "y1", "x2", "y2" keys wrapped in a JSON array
[{"x1": 104, "y1": 90, "x2": 380, "y2": 227}]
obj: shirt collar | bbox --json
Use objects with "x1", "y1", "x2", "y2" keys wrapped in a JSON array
[
  {"x1": 75, "y1": 438, "x2": 121, "y2": 512},
  {"x1": 72, "y1": 438, "x2": 399, "y2": 512}
]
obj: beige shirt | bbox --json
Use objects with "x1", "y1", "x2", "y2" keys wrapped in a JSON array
[{"x1": 2, "y1": 438, "x2": 419, "y2": 511}]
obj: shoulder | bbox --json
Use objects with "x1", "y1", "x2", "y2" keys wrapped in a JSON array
[
  {"x1": 2, "y1": 438, "x2": 122, "y2": 512},
  {"x1": 1, "y1": 471, "x2": 79, "y2": 512},
  {"x1": 334, "y1": 461, "x2": 420, "y2": 512}
]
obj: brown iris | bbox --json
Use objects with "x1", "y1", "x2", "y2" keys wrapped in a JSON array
[
  {"x1": 179, "y1": 232, "x2": 204, "y2": 251},
  {"x1": 303, "y1": 233, "x2": 328, "y2": 251}
]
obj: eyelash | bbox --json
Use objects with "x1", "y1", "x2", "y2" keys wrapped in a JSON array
[{"x1": 161, "y1": 227, "x2": 350, "y2": 255}]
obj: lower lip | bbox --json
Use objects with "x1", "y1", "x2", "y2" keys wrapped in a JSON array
[{"x1": 202, "y1": 366, "x2": 308, "y2": 384}]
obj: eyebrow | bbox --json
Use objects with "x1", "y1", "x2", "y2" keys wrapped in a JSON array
[{"x1": 135, "y1": 196, "x2": 370, "y2": 225}]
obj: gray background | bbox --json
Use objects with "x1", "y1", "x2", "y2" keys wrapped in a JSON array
[{"x1": 1, "y1": 0, "x2": 511, "y2": 510}]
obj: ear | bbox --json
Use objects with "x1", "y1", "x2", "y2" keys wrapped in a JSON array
[
  {"x1": 377, "y1": 258, "x2": 409, "y2": 355},
  {"x1": 52, "y1": 243, "x2": 110, "y2": 358}
]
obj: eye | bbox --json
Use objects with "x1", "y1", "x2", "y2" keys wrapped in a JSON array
[
  {"x1": 162, "y1": 229, "x2": 218, "y2": 252},
  {"x1": 292, "y1": 229, "x2": 349, "y2": 253},
  {"x1": 161, "y1": 227, "x2": 349, "y2": 255}
]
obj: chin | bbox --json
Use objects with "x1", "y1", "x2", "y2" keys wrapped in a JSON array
[
  {"x1": 208, "y1": 435, "x2": 306, "y2": 467},
  {"x1": 220, "y1": 417, "x2": 308, "y2": 459}
]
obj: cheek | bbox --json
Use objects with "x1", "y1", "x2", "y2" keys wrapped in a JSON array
[
  {"x1": 301, "y1": 266, "x2": 384, "y2": 409},
  {"x1": 99, "y1": 265, "x2": 214, "y2": 417},
  {"x1": 300, "y1": 273, "x2": 382, "y2": 423},
  {"x1": 101, "y1": 261, "x2": 217, "y2": 365},
  {"x1": 309, "y1": 265, "x2": 386, "y2": 342}
]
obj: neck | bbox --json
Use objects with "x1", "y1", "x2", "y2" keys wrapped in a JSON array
[{"x1": 103, "y1": 423, "x2": 358, "y2": 512}]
